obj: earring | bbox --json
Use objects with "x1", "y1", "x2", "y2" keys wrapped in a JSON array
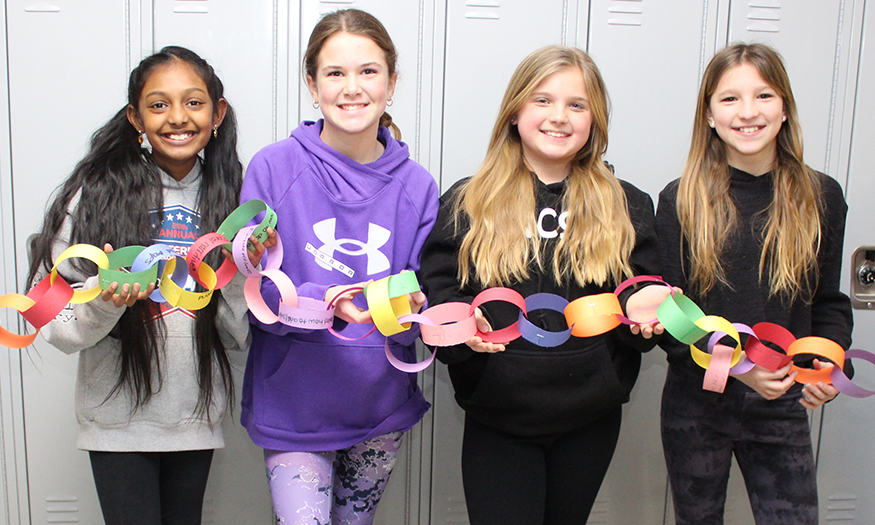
[
  {"x1": 138, "y1": 131, "x2": 145, "y2": 144},
  {"x1": 707, "y1": 119, "x2": 715, "y2": 128},
  {"x1": 386, "y1": 97, "x2": 394, "y2": 107},
  {"x1": 510, "y1": 117, "x2": 517, "y2": 125},
  {"x1": 213, "y1": 126, "x2": 218, "y2": 138},
  {"x1": 782, "y1": 115, "x2": 787, "y2": 122},
  {"x1": 313, "y1": 100, "x2": 320, "y2": 109}
]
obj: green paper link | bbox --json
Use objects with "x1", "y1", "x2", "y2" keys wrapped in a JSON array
[
  {"x1": 98, "y1": 246, "x2": 159, "y2": 290},
  {"x1": 216, "y1": 199, "x2": 278, "y2": 249},
  {"x1": 656, "y1": 293, "x2": 708, "y2": 344},
  {"x1": 364, "y1": 271, "x2": 421, "y2": 301}
]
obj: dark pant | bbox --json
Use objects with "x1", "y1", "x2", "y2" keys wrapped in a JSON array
[
  {"x1": 661, "y1": 367, "x2": 818, "y2": 525},
  {"x1": 461, "y1": 408, "x2": 622, "y2": 525},
  {"x1": 89, "y1": 449, "x2": 214, "y2": 525}
]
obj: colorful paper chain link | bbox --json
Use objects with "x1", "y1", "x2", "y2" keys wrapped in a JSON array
[{"x1": 1, "y1": 200, "x2": 872, "y2": 399}]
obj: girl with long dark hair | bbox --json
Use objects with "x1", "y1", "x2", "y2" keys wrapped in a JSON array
[{"x1": 28, "y1": 46, "x2": 256, "y2": 525}]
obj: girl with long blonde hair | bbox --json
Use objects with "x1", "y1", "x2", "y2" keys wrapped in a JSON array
[
  {"x1": 657, "y1": 42, "x2": 852, "y2": 524},
  {"x1": 420, "y1": 45, "x2": 668, "y2": 525}
]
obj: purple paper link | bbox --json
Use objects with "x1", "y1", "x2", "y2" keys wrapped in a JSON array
[
  {"x1": 525, "y1": 292, "x2": 569, "y2": 311},
  {"x1": 385, "y1": 338, "x2": 436, "y2": 373},
  {"x1": 131, "y1": 243, "x2": 185, "y2": 303},
  {"x1": 518, "y1": 293, "x2": 572, "y2": 347},
  {"x1": 396, "y1": 313, "x2": 436, "y2": 326},
  {"x1": 707, "y1": 323, "x2": 755, "y2": 375},
  {"x1": 263, "y1": 230, "x2": 283, "y2": 271},
  {"x1": 232, "y1": 225, "x2": 260, "y2": 278},
  {"x1": 830, "y1": 349, "x2": 875, "y2": 398},
  {"x1": 707, "y1": 323, "x2": 753, "y2": 351},
  {"x1": 729, "y1": 357, "x2": 755, "y2": 375}
]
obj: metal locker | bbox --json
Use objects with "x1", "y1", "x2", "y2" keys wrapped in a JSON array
[
  {"x1": 5, "y1": 1, "x2": 131, "y2": 523},
  {"x1": 585, "y1": 2, "x2": 716, "y2": 522},
  {"x1": 817, "y1": 0, "x2": 875, "y2": 522},
  {"x1": 0, "y1": 1, "x2": 23, "y2": 521}
]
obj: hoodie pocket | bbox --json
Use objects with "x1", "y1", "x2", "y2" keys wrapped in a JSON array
[
  {"x1": 259, "y1": 342, "x2": 413, "y2": 434},
  {"x1": 465, "y1": 339, "x2": 627, "y2": 418}
]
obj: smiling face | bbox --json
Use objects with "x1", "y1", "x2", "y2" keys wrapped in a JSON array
[
  {"x1": 707, "y1": 62, "x2": 785, "y2": 175},
  {"x1": 513, "y1": 67, "x2": 592, "y2": 183},
  {"x1": 307, "y1": 31, "x2": 396, "y2": 151},
  {"x1": 127, "y1": 60, "x2": 226, "y2": 181}
]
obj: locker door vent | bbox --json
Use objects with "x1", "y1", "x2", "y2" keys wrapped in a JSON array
[
  {"x1": 45, "y1": 494, "x2": 80, "y2": 523},
  {"x1": 825, "y1": 493, "x2": 857, "y2": 521},
  {"x1": 464, "y1": 1, "x2": 500, "y2": 21},
  {"x1": 746, "y1": 3, "x2": 780, "y2": 33},
  {"x1": 320, "y1": 0, "x2": 355, "y2": 16},
  {"x1": 607, "y1": 0, "x2": 643, "y2": 26},
  {"x1": 173, "y1": 0, "x2": 208, "y2": 14},
  {"x1": 23, "y1": 5, "x2": 61, "y2": 12}
]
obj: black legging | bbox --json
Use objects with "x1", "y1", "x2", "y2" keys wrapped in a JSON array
[
  {"x1": 89, "y1": 449, "x2": 214, "y2": 525},
  {"x1": 461, "y1": 407, "x2": 622, "y2": 525}
]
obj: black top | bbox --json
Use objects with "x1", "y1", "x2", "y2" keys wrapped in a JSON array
[
  {"x1": 419, "y1": 175, "x2": 660, "y2": 435},
  {"x1": 655, "y1": 167, "x2": 853, "y2": 392}
]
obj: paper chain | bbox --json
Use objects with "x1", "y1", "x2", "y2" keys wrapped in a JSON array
[{"x1": 1, "y1": 200, "x2": 872, "y2": 398}]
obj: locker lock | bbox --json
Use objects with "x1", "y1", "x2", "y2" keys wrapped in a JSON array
[
  {"x1": 859, "y1": 260, "x2": 875, "y2": 286},
  {"x1": 851, "y1": 247, "x2": 875, "y2": 309}
]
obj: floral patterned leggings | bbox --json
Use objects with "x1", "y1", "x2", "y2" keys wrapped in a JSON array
[{"x1": 264, "y1": 432, "x2": 403, "y2": 525}]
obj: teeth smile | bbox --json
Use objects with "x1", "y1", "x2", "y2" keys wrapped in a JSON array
[
  {"x1": 737, "y1": 126, "x2": 762, "y2": 133},
  {"x1": 340, "y1": 104, "x2": 367, "y2": 110},
  {"x1": 165, "y1": 132, "x2": 194, "y2": 140},
  {"x1": 542, "y1": 130, "x2": 569, "y2": 138}
]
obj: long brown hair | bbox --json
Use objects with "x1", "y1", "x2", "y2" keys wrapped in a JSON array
[
  {"x1": 677, "y1": 42, "x2": 822, "y2": 300},
  {"x1": 303, "y1": 8, "x2": 401, "y2": 139},
  {"x1": 455, "y1": 46, "x2": 635, "y2": 288}
]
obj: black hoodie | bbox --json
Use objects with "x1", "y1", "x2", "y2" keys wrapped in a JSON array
[{"x1": 419, "y1": 174, "x2": 660, "y2": 435}]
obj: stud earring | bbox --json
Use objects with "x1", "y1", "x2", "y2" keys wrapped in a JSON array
[
  {"x1": 138, "y1": 131, "x2": 145, "y2": 145},
  {"x1": 510, "y1": 117, "x2": 517, "y2": 125},
  {"x1": 782, "y1": 115, "x2": 787, "y2": 122},
  {"x1": 707, "y1": 119, "x2": 715, "y2": 128},
  {"x1": 313, "y1": 100, "x2": 320, "y2": 109},
  {"x1": 213, "y1": 126, "x2": 218, "y2": 138},
  {"x1": 386, "y1": 97, "x2": 394, "y2": 107}
]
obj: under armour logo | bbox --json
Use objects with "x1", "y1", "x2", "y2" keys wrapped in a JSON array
[{"x1": 312, "y1": 218, "x2": 391, "y2": 275}]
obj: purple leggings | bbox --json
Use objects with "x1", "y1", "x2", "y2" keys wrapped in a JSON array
[{"x1": 264, "y1": 432, "x2": 402, "y2": 525}]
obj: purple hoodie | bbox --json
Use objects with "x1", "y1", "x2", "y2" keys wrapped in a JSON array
[{"x1": 240, "y1": 120, "x2": 438, "y2": 451}]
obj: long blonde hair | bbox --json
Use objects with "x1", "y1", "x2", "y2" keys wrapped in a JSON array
[
  {"x1": 677, "y1": 42, "x2": 822, "y2": 300},
  {"x1": 455, "y1": 46, "x2": 635, "y2": 288}
]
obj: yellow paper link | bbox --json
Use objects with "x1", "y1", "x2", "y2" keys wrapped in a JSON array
[
  {"x1": 367, "y1": 276, "x2": 410, "y2": 336},
  {"x1": 50, "y1": 244, "x2": 110, "y2": 304},
  {"x1": 689, "y1": 315, "x2": 743, "y2": 369},
  {"x1": 195, "y1": 259, "x2": 218, "y2": 290},
  {"x1": 157, "y1": 258, "x2": 214, "y2": 311}
]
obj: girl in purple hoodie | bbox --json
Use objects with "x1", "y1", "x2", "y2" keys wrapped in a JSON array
[{"x1": 239, "y1": 9, "x2": 438, "y2": 524}]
